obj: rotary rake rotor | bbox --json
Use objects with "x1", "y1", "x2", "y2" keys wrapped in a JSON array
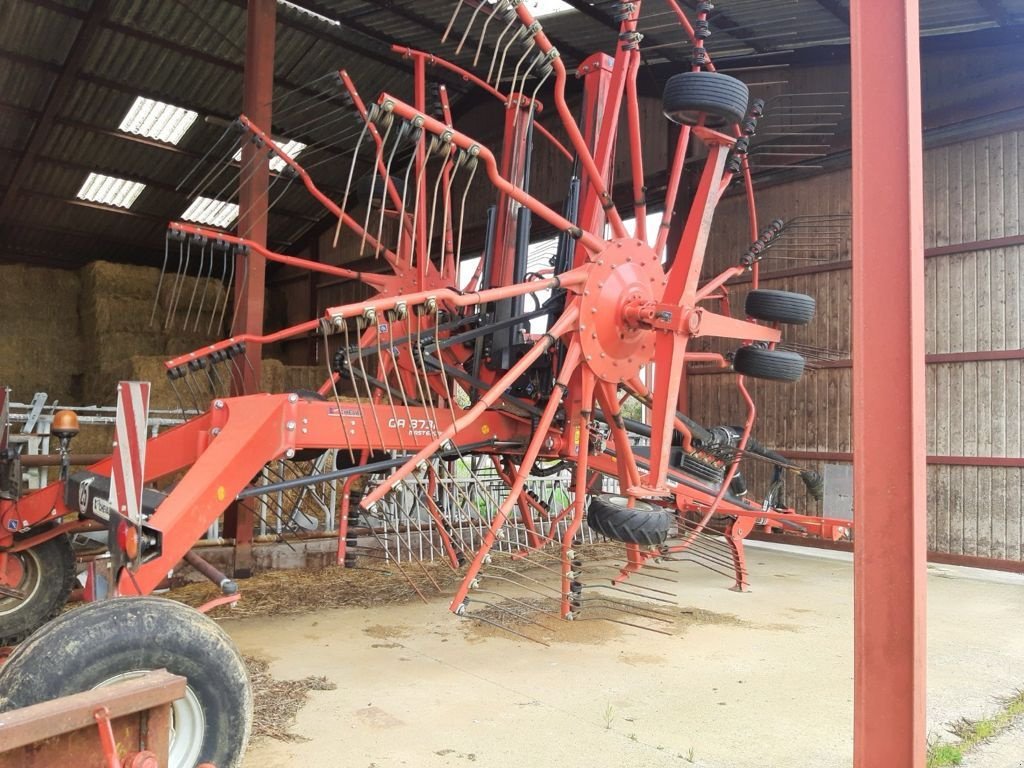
[{"x1": 1, "y1": 0, "x2": 853, "y2": 648}]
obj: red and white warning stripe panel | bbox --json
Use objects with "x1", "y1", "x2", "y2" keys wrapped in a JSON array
[{"x1": 109, "y1": 381, "x2": 150, "y2": 524}]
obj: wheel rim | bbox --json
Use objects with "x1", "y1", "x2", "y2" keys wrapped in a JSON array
[
  {"x1": 95, "y1": 670, "x2": 205, "y2": 768},
  {"x1": 0, "y1": 550, "x2": 42, "y2": 617},
  {"x1": 603, "y1": 494, "x2": 656, "y2": 512}
]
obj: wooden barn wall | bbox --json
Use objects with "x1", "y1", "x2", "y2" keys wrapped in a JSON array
[{"x1": 689, "y1": 129, "x2": 1024, "y2": 562}]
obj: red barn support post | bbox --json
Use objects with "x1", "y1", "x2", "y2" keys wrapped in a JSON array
[
  {"x1": 236, "y1": 0, "x2": 275, "y2": 392},
  {"x1": 850, "y1": 1, "x2": 928, "y2": 766},
  {"x1": 228, "y1": 0, "x2": 276, "y2": 577}
]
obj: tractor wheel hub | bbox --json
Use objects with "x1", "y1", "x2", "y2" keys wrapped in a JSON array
[{"x1": 579, "y1": 238, "x2": 665, "y2": 383}]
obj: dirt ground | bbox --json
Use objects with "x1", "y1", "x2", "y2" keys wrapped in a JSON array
[{"x1": 215, "y1": 543, "x2": 1024, "y2": 768}]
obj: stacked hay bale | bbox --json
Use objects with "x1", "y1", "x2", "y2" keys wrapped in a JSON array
[
  {"x1": 0, "y1": 265, "x2": 81, "y2": 404},
  {"x1": 283, "y1": 365, "x2": 331, "y2": 393},
  {"x1": 3, "y1": 259, "x2": 324, "y2": 412},
  {"x1": 80, "y1": 262, "x2": 164, "y2": 404},
  {"x1": 80, "y1": 262, "x2": 226, "y2": 405},
  {"x1": 159, "y1": 274, "x2": 228, "y2": 357}
]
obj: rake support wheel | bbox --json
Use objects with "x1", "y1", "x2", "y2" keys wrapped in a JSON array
[
  {"x1": 733, "y1": 346, "x2": 806, "y2": 382},
  {"x1": 588, "y1": 495, "x2": 672, "y2": 546},
  {"x1": 745, "y1": 289, "x2": 816, "y2": 325},
  {"x1": 662, "y1": 71, "x2": 750, "y2": 127}
]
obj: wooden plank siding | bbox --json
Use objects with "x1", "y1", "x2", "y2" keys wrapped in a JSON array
[{"x1": 690, "y1": 129, "x2": 1024, "y2": 562}]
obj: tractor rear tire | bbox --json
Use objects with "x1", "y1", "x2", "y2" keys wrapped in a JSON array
[
  {"x1": 745, "y1": 289, "x2": 816, "y2": 325},
  {"x1": 662, "y1": 71, "x2": 749, "y2": 127},
  {"x1": 587, "y1": 494, "x2": 672, "y2": 546},
  {"x1": 733, "y1": 346, "x2": 805, "y2": 382},
  {"x1": 0, "y1": 597, "x2": 252, "y2": 768},
  {"x1": 0, "y1": 534, "x2": 75, "y2": 646}
]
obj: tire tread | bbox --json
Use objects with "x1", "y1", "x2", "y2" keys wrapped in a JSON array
[{"x1": 588, "y1": 496, "x2": 672, "y2": 546}]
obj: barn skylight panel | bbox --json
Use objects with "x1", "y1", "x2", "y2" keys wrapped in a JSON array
[
  {"x1": 118, "y1": 96, "x2": 198, "y2": 145},
  {"x1": 181, "y1": 197, "x2": 240, "y2": 228},
  {"x1": 526, "y1": 0, "x2": 574, "y2": 18},
  {"x1": 233, "y1": 139, "x2": 307, "y2": 173},
  {"x1": 277, "y1": 0, "x2": 340, "y2": 26},
  {"x1": 75, "y1": 173, "x2": 146, "y2": 209}
]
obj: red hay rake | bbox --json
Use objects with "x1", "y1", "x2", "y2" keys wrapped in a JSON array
[{"x1": 0, "y1": 2, "x2": 852, "y2": 765}]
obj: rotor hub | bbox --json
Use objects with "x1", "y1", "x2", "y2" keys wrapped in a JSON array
[{"x1": 579, "y1": 238, "x2": 666, "y2": 383}]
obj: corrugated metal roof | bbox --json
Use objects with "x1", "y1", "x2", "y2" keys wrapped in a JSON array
[
  {"x1": 0, "y1": 2, "x2": 83, "y2": 65},
  {"x1": 0, "y1": 0, "x2": 1019, "y2": 268}
]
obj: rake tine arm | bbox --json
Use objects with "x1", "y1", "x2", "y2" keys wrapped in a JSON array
[
  {"x1": 167, "y1": 223, "x2": 392, "y2": 290},
  {"x1": 447, "y1": 336, "x2": 583, "y2": 614},
  {"x1": 378, "y1": 94, "x2": 605, "y2": 256},
  {"x1": 491, "y1": 456, "x2": 543, "y2": 548},
  {"x1": 625, "y1": 48, "x2": 647, "y2": 242},
  {"x1": 391, "y1": 46, "x2": 572, "y2": 162},
  {"x1": 163, "y1": 319, "x2": 322, "y2": 373},
  {"x1": 336, "y1": 70, "x2": 405, "y2": 213},
  {"x1": 594, "y1": 381, "x2": 642, "y2": 491},
  {"x1": 324, "y1": 269, "x2": 584, "y2": 326},
  {"x1": 235, "y1": 114, "x2": 401, "y2": 268},
  {"x1": 507, "y1": 2, "x2": 627, "y2": 238}
]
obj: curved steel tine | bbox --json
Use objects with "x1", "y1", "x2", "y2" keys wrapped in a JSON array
[
  {"x1": 441, "y1": 0, "x2": 467, "y2": 43},
  {"x1": 177, "y1": 122, "x2": 233, "y2": 194},
  {"x1": 375, "y1": 122, "x2": 411, "y2": 260},
  {"x1": 332, "y1": 118, "x2": 369, "y2": 249},
  {"x1": 406, "y1": 126, "x2": 426, "y2": 269},
  {"x1": 508, "y1": 38, "x2": 535, "y2": 107},
  {"x1": 165, "y1": 238, "x2": 189, "y2": 331},
  {"x1": 487, "y1": 9, "x2": 520, "y2": 84},
  {"x1": 460, "y1": 610, "x2": 551, "y2": 646},
  {"x1": 454, "y1": 158, "x2": 478, "y2": 281},
  {"x1": 184, "y1": 242, "x2": 206, "y2": 331},
  {"x1": 425, "y1": 142, "x2": 452, "y2": 275},
  {"x1": 169, "y1": 378, "x2": 190, "y2": 420},
  {"x1": 360, "y1": 119, "x2": 393, "y2": 257},
  {"x1": 454, "y1": 0, "x2": 487, "y2": 55},
  {"x1": 209, "y1": 245, "x2": 231, "y2": 336},
  {"x1": 193, "y1": 240, "x2": 217, "y2": 333},
  {"x1": 180, "y1": 368, "x2": 203, "y2": 414},
  {"x1": 151, "y1": 234, "x2": 171, "y2": 328},
  {"x1": 495, "y1": 25, "x2": 529, "y2": 89},
  {"x1": 208, "y1": 355, "x2": 227, "y2": 397},
  {"x1": 473, "y1": 0, "x2": 505, "y2": 67}
]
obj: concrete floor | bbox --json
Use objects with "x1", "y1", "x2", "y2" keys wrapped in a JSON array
[
  {"x1": 963, "y1": 721, "x2": 1024, "y2": 768},
  {"x1": 226, "y1": 543, "x2": 1024, "y2": 768}
]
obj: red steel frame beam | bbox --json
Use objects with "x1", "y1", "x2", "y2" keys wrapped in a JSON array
[{"x1": 851, "y1": 1, "x2": 927, "y2": 766}]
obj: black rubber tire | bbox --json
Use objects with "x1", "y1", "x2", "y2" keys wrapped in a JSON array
[
  {"x1": 662, "y1": 71, "x2": 749, "y2": 127},
  {"x1": 733, "y1": 346, "x2": 805, "y2": 382},
  {"x1": 745, "y1": 289, "x2": 816, "y2": 325},
  {"x1": 0, "y1": 534, "x2": 75, "y2": 646},
  {"x1": 587, "y1": 494, "x2": 672, "y2": 546},
  {"x1": 0, "y1": 597, "x2": 252, "y2": 768}
]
